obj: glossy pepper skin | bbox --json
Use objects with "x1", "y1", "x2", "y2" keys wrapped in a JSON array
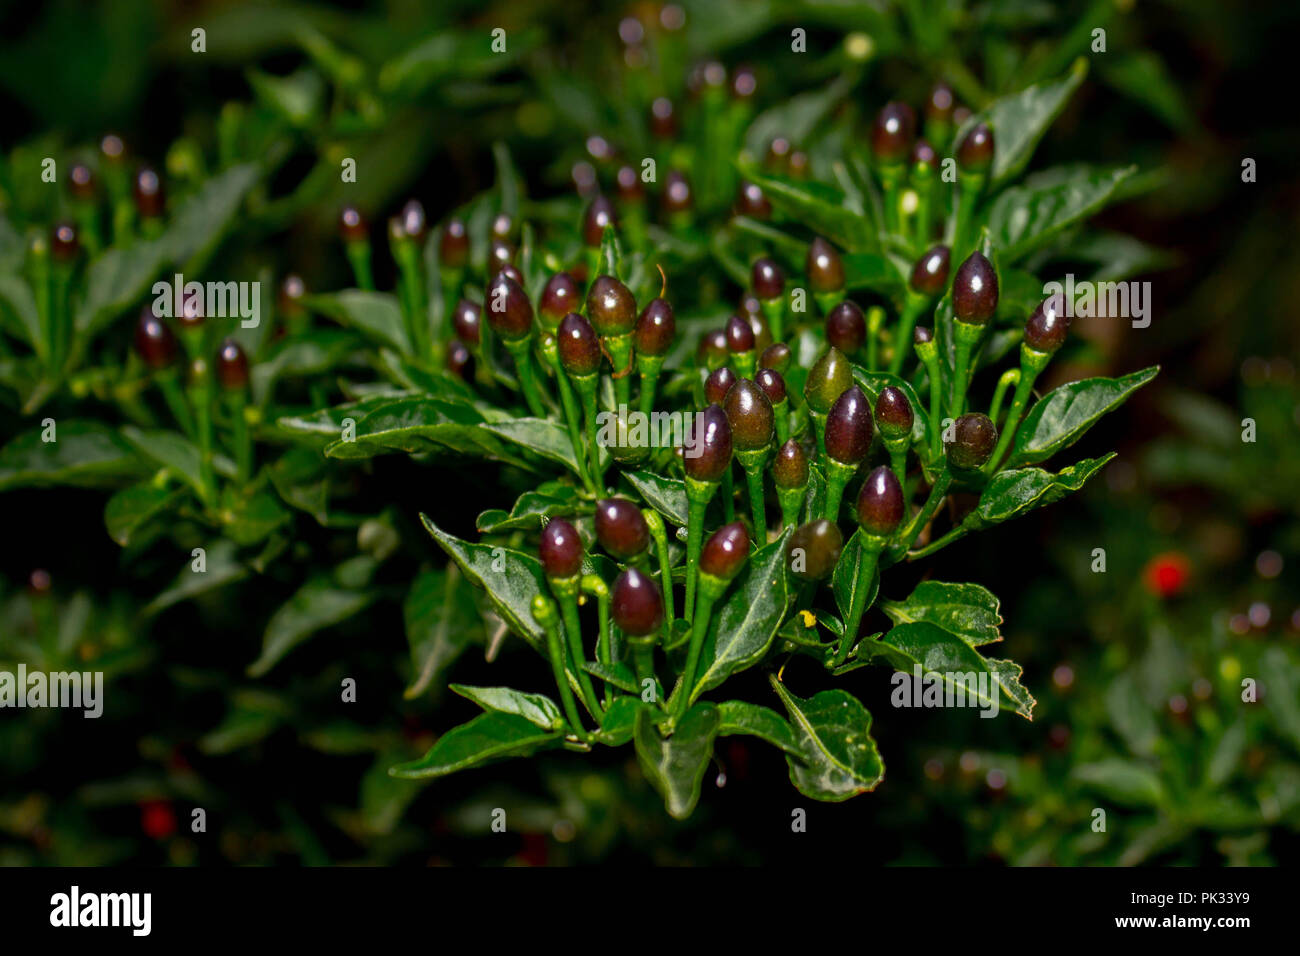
[
  {"x1": 910, "y1": 245, "x2": 951, "y2": 296},
  {"x1": 807, "y1": 237, "x2": 845, "y2": 295},
  {"x1": 452, "y1": 298, "x2": 483, "y2": 346},
  {"x1": 698, "y1": 329, "x2": 728, "y2": 369},
  {"x1": 759, "y1": 342, "x2": 791, "y2": 373},
  {"x1": 539, "y1": 518, "x2": 584, "y2": 579},
  {"x1": 725, "y1": 314, "x2": 756, "y2": 355},
  {"x1": 699, "y1": 522, "x2": 750, "y2": 581},
  {"x1": 583, "y1": 195, "x2": 617, "y2": 247},
  {"x1": 486, "y1": 271, "x2": 535, "y2": 341},
  {"x1": 772, "y1": 439, "x2": 809, "y2": 489},
  {"x1": 215, "y1": 338, "x2": 248, "y2": 389},
  {"x1": 705, "y1": 367, "x2": 738, "y2": 407},
  {"x1": 135, "y1": 308, "x2": 178, "y2": 369},
  {"x1": 754, "y1": 368, "x2": 786, "y2": 406},
  {"x1": 133, "y1": 167, "x2": 165, "y2": 218},
  {"x1": 1024, "y1": 296, "x2": 1069, "y2": 353},
  {"x1": 826, "y1": 301, "x2": 866, "y2": 354},
  {"x1": 611, "y1": 567, "x2": 664, "y2": 637},
  {"x1": 723, "y1": 379, "x2": 775, "y2": 452},
  {"x1": 683, "y1": 404, "x2": 733, "y2": 483},
  {"x1": 857, "y1": 465, "x2": 905, "y2": 536},
  {"x1": 594, "y1": 499, "x2": 651, "y2": 559},
  {"x1": 539, "y1": 273, "x2": 580, "y2": 328},
  {"x1": 439, "y1": 218, "x2": 469, "y2": 268},
  {"x1": 957, "y1": 123, "x2": 995, "y2": 173},
  {"x1": 586, "y1": 275, "x2": 637, "y2": 336},
  {"x1": 735, "y1": 181, "x2": 771, "y2": 219},
  {"x1": 557, "y1": 312, "x2": 602, "y2": 376},
  {"x1": 874, "y1": 386, "x2": 914, "y2": 439},
  {"x1": 952, "y1": 252, "x2": 998, "y2": 325},
  {"x1": 823, "y1": 386, "x2": 874, "y2": 465},
  {"x1": 635, "y1": 299, "x2": 675, "y2": 356},
  {"x1": 339, "y1": 205, "x2": 367, "y2": 243},
  {"x1": 787, "y1": 519, "x2": 844, "y2": 581},
  {"x1": 948, "y1": 412, "x2": 998, "y2": 470},
  {"x1": 50, "y1": 223, "x2": 79, "y2": 262},
  {"x1": 871, "y1": 102, "x2": 916, "y2": 165},
  {"x1": 751, "y1": 257, "x2": 784, "y2": 300}
]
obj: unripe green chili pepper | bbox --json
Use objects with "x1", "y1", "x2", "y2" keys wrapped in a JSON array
[
  {"x1": 803, "y1": 346, "x2": 852, "y2": 455},
  {"x1": 787, "y1": 518, "x2": 843, "y2": 582}
]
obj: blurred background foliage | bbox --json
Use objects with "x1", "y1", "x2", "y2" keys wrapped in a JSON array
[{"x1": 0, "y1": 0, "x2": 1297, "y2": 864}]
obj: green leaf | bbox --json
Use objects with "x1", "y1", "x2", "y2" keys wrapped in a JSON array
[
  {"x1": 717, "y1": 700, "x2": 801, "y2": 757},
  {"x1": 594, "y1": 695, "x2": 648, "y2": 746},
  {"x1": 248, "y1": 566, "x2": 377, "y2": 677},
  {"x1": 624, "y1": 470, "x2": 689, "y2": 527},
  {"x1": 832, "y1": 529, "x2": 880, "y2": 623},
  {"x1": 492, "y1": 142, "x2": 522, "y2": 220},
  {"x1": 769, "y1": 677, "x2": 884, "y2": 801},
  {"x1": 880, "y1": 581, "x2": 1003, "y2": 648},
  {"x1": 421, "y1": 515, "x2": 547, "y2": 650},
  {"x1": 1098, "y1": 52, "x2": 1193, "y2": 133},
  {"x1": 634, "y1": 703, "x2": 720, "y2": 819},
  {"x1": 986, "y1": 164, "x2": 1137, "y2": 261},
  {"x1": 1105, "y1": 671, "x2": 1160, "y2": 758},
  {"x1": 161, "y1": 163, "x2": 261, "y2": 268},
  {"x1": 104, "y1": 482, "x2": 183, "y2": 546},
  {"x1": 0, "y1": 274, "x2": 42, "y2": 353},
  {"x1": 143, "y1": 540, "x2": 248, "y2": 616},
  {"x1": 1010, "y1": 367, "x2": 1159, "y2": 466},
  {"x1": 871, "y1": 621, "x2": 1036, "y2": 718},
  {"x1": 221, "y1": 488, "x2": 291, "y2": 546},
  {"x1": 120, "y1": 426, "x2": 204, "y2": 496},
  {"x1": 960, "y1": 60, "x2": 1087, "y2": 187},
  {"x1": 476, "y1": 484, "x2": 585, "y2": 533},
  {"x1": 692, "y1": 528, "x2": 792, "y2": 700},
  {"x1": 744, "y1": 72, "x2": 855, "y2": 156},
  {"x1": 480, "y1": 417, "x2": 583, "y2": 476},
  {"x1": 0, "y1": 420, "x2": 145, "y2": 491},
  {"x1": 389, "y1": 712, "x2": 563, "y2": 780},
  {"x1": 305, "y1": 290, "x2": 410, "y2": 354},
  {"x1": 1072, "y1": 759, "x2": 1166, "y2": 808},
  {"x1": 404, "y1": 566, "x2": 476, "y2": 699},
  {"x1": 73, "y1": 241, "x2": 168, "y2": 337},
  {"x1": 584, "y1": 660, "x2": 639, "y2": 695},
  {"x1": 843, "y1": 252, "x2": 904, "y2": 297},
  {"x1": 738, "y1": 167, "x2": 874, "y2": 251},
  {"x1": 963, "y1": 454, "x2": 1116, "y2": 531},
  {"x1": 246, "y1": 67, "x2": 324, "y2": 127},
  {"x1": 323, "y1": 396, "x2": 528, "y2": 466},
  {"x1": 451, "y1": 684, "x2": 564, "y2": 731}
]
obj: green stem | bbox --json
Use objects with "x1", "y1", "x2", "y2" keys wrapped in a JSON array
[
  {"x1": 907, "y1": 524, "x2": 970, "y2": 560},
  {"x1": 534, "y1": 597, "x2": 589, "y2": 738},
  {"x1": 834, "y1": 538, "x2": 883, "y2": 665},
  {"x1": 191, "y1": 366, "x2": 217, "y2": 507},
  {"x1": 895, "y1": 470, "x2": 952, "y2": 557},
  {"x1": 644, "y1": 510, "x2": 676, "y2": 628},
  {"x1": 554, "y1": 362, "x2": 595, "y2": 492},
  {"x1": 822, "y1": 459, "x2": 856, "y2": 522},
  {"x1": 683, "y1": 477, "x2": 718, "y2": 622},
  {"x1": 227, "y1": 391, "x2": 251, "y2": 484},
  {"x1": 760, "y1": 298, "x2": 784, "y2": 343},
  {"x1": 743, "y1": 461, "x2": 766, "y2": 540},
  {"x1": 633, "y1": 641, "x2": 657, "y2": 700},
  {"x1": 574, "y1": 374, "x2": 604, "y2": 492},
  {"x1": 987, "y1": 346, "x2": 1050, "y2": 472},
  {"x1": 345, "y1": 240, "x2": 374, "y2": 291},
  {"x1": 888, "y1": 294, "x2": 927, "y2": 376},
  {"x1": 776, "y1": 484, "x2": 804, "y2": 529},
  {"x1": 720, "y1": 465, "x2": 735, "y2": 523},
  {"x1": 674, "y1": 588, "x2": 718, "y2": 718},
  {"x1": 988, "y1": 369, "x2": 1020, "y2": 426},
  {"x1": 559, "y1": 591, "x2": 603, "y2": 719},
  {"x1": 505, "y1": 338, "x2": 547, "y2": 417}
]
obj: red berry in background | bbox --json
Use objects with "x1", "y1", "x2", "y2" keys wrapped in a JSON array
[
  {"x1": 705, "y1": 366, "x2": 737, "y2": 406},
  {"x1": 594, "y1": 498, "x2": 650, "y2": 559},
  {"x1": 700, "y1": 522, "x2": 750, "y2": 580},
  {"x1": 140, "y1": 800, "x2": 176, "y2": 840},
  {"x1": 926, "y1": 82, "x2": 954, "y2": 125},
  {"x1": 135, "y1": 307, "x2": 178, "y2": 369},
  {"x1": 400, "y1": 199, "x2": 427, "y2": 244},
  {"x1": 279, "y1": 274, "x2": 306, "y2": 316},
  {"x1": 558, "y1": 312, "x2": 601, "y2": 376},
  {"x1": 766, "y1": 136, "x2": 791, "y2": 171},
  {"x1": 1143, "y1": 551, "x2": 1190, "y2": 599},
  {"x1": 133, "y1": 166, "x2": 165, "y2": 218},
  {"x1": 825, "y1": 301, "x2": 866, "y2": 353},
  {"x1": 216, "y1": 338, "x2": 249, "y2": 390},
  {"x1": 583, "y1": 195, "x2": 617, "y2": 247},
  {"x1": 807, "y1": 237, "x2": 845, "y2": 294},
  {"x1": 735, "y1": 180, "x2": 771, "y2": 219},
  {"x1": 446, "y1": 340, "x2": 472, "y2": 380},
  {"x1": 50, "y1": 222, "x2": 79, "y2": 263},
  {"x1": 957, "y1": 122, "x2": 995, "y2": 173},
  {"x1": 662, "y1": 169, "x2": 693, "y2": 215},
  {"x1": 339, "y1": 205, "x2": 367, "y2": 243},
  {"x1": 452, "y1": 298, "x2": 483, "y2": 346},
  {"x1": 616, "y1": 165, "x2": 644, "y2": 203},
  {"x1": 539, "y1": 272, "x2": 580, "y2": 328},
  {"x1": 759, "y1": 342, "x2": 791, "y2": 373},
  {"x1": 69, "y1": 162, "x2": 96, "y2": 200},
  {"x1": 611, "y1": 567, "x2": 664, "y2": 636},
  {"x1": 539, "y1": 518, "x2": 584, "y2": 579},
  {"x1": 650, "y1": 97, "x2": 676, "y2": 139},
  {"x1": 751, "y1": 257, "x2": 784, "y2": 301},
  {"x1": 440, "y1": 218, "x2": 469, "y2": 268},
  {"x1": 486, "y1": 271, "x2": 534, "y2": 341},
  {"x1": 909, "y1": 244, "x2": 951, "y2": 296},
  {"x1": 871, "y1": 101, "x2": 916, "y2": 165}
]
